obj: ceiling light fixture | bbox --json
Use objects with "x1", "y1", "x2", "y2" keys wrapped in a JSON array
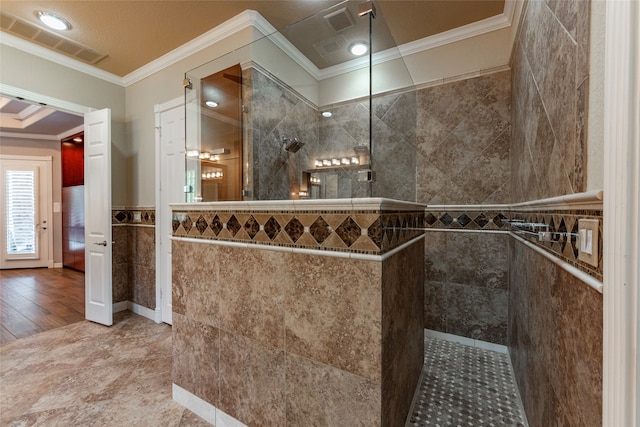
[
  {"x1": 205, "y1": 100, "x2": 218, "y2": 108},
  {"x1": 73, "y1": 137, "x2": 83, "y2": 143},
  {"x1": 36, "y1": 11, "x2": 71, "y2": 31},
  {"x1": 322, "y1": 111, "x2": 332, "y2": 118},
  {"x1": 349, "y1": 42, "x2": 368, "y2": 56}
]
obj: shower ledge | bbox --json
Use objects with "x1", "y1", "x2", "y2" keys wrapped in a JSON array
[{"x1": 170, "y1": 197, "x2": 426, "y2": 212}]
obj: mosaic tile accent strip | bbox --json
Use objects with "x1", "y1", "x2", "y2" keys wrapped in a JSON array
[
  {"x1": 172, "y1": 210, "x2": 424, "y2": 255},
  {"x1": 509, "y1": 209, "x2": 603, "y2": 282},
  {"x1": 408, "y1": 336, "x2": 527, "y2": 427},
  {"x1": 424, "y1": 208, "x2": 603, "y2": 281},
  {"x1": 112, "y1": 209, "x2": 156, "y2": 226},
  {"x1": 424, "y1": 211, "x2": 509, "y2": 231}
]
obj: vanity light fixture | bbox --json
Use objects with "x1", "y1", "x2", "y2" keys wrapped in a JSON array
[
  {"x1": 349, "y1": 42, "x2": 368, "y2": 56},
  {"x1": 36, "y1": 11, "x2": 71, "y2": 30},
  {"x1": 314, "y1": 156, "x2": 362, "y2": 168},
  {"x1": 205, "y1": 100, "x2": 218, "y2": 108},
  {"x1": 198, "y1": 152, "x2": 210, "y2": 160},
  {"x1": 322, "y1": 111, "x2": 333, "y2": 118},
  {"x1": 186, "y1": 150, "x2": 200, "y2": 158}
]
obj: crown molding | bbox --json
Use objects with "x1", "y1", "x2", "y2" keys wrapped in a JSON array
[
  {"x1": 0, "y1": 31, "x2": 124, "y2": 86},
  {"x1": 2, "y1": 1, "x2": 519, "y2": 88},
  {"x1": 123, "y1": 10, "x2": 261, "y2": 86}
]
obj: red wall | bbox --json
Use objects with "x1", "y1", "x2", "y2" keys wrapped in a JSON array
[{"x1": 61, "y1": 140, "x2": 84, "y2": 187}]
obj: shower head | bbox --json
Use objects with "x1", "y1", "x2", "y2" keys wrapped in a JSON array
[{"x1": 282, "y1": 137, "x2": 305, "y2": 153}]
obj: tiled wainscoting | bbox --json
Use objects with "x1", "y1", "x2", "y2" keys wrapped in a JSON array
[
  {"x1": 423, "y1": 195, "x2": 603, "y2": 426},
  {"x1": 171, "y1": 199, "x2": 425, "y2": 427},
  {"x1": 112, "y1": 207, "x2": 156, "y2": 317},
  {"x1": 172, "y1": 201, "x2": 424, "y2": 256}
]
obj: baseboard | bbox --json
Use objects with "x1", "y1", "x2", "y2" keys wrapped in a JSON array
[
  {"x1": 173, "y1": 384, "x2": 247, "y2": 427},
  {"x1": 113, "y1": 301, "x2": 128, "y2": 313},
  {"x1": 424, "y1": 329, "x2": 508, "y2": 354},
  {"x1": 127, "y1": 301, "x2": 156, "y2": 322},
  {"x1": 53, "y1": 262, "x2": 63, "y2": 268}
]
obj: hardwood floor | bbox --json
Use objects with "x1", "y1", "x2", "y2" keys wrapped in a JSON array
[{"x1": 0, "y1": 268, "x2": 84, "y2": 345}]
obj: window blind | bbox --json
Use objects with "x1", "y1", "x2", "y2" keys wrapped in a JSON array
[{"x1": 5, "y1": 169, "x2": 36, "y2": 255}]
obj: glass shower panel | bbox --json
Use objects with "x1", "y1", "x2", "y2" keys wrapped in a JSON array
[
  {"x1": 369, "y1": 2, "x2": 418, "y2": 202},
  {"x1": 184, "y1": 0, "x2": 417, "y2": 202}
]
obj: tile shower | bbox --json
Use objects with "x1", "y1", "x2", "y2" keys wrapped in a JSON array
[{"x1": 165, "y1": 0, "x2": 602, "y2": 424}]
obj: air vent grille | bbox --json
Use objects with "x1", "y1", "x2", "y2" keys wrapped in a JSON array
[
  {"x1": 0, "y1": 11, "x2": 108, "y2": 65},
  {"x1": 323, "y1": 7, "x2": 354, "y2": 32}
]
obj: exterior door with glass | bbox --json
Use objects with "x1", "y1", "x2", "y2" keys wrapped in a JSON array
[{"x1": 0, "y1": 155, "x2": 53, "y2": 269}]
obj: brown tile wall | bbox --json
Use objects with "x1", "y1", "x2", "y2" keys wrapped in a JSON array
[
  {"x1": 509, "y1": 1, "x2": 601, "y2": 425},
  {"x1": 508, "y1": 238, "x2": 602, "y2": 426},
  {"x1": 424, "y1": 231, "x2": 510, "y2": 345},
  {"x1": 111, "y1": 209, "x2": 156, "y2": 310},
  {"x1": 171, "y1": 237, "x2": 424, "y2": 426},
  {"x1": 511, "y1": 0, "x2": 590, "y2": 202},
  {"x1": 416, "y1": 71, "x2": 511, "y2": 205},
  {"x1": 244, "y1": 66, "x2": 318, "y2": 200}
]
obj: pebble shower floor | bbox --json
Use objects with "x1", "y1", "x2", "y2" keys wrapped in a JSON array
[{"x1": 407, "y1": 336, "x2": 528, "y2": 427}]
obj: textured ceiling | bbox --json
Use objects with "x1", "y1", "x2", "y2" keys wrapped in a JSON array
[
  {"x1": 0, "y1": 0, "x2": 505, "y2": 137},
  {"x1": 1, "y1": 1, "x2": 504, "y2": 76}
]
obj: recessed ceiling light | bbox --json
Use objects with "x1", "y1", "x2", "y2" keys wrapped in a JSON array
[
  {"x1": 349, "y1": 42, "x2": 368, "y2": 56},
  {"x1": 73, "y1": 137, "x2": 83, "y2": 143},
  {"x1": 205, "y1": 100, "x2": 218, "y2": 108},
  {"x1": 36, "y1": 11, "x2": 71, "y2": 31},
  {"x1": 322, "y1": 111, "x2": 333, "y2": 118}
]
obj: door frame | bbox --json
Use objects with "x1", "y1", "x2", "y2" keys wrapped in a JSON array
[
  {"x1": 0, "y1": 154, "x2": 53, "y2": 268},
  {"x1": 602, "y1": 0, "x2": 640, "y2": 425},
  {"x1": 155, "y1": 96, "x2": 184, "y2": 325},
  {"x1": 0, "y1": 83, "x2": 115, "y2": 322}
]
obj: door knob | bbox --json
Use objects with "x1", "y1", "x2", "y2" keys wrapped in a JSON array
[{"x1": 94, "y1": 240, "x2": 108, "y2": 246}]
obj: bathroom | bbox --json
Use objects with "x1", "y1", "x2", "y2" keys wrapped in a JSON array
[{"x1": 166, "y1": 0, "x2": 602, "y2": 426}]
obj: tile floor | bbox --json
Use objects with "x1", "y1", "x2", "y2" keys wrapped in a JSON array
[
  {"x1": 407, "y1": 336, "x2": 528, "y2": 427},
  {"x1": 0, "y1": 311, "x2": 208, "y2": 426},
  {"x1": 1, "y1": 311, "x2": 528, "y2": 426}
]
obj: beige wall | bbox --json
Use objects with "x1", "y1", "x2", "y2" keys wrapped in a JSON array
[
  {"x1": 124, "y1": 28, "x2": 255, "y2": 206},
  {"x1": 0, "y1": 137, "x2": 63, "y2": 265},
  {"x1": 0, "y1": 44, "x2": 128, "y2": 206}
]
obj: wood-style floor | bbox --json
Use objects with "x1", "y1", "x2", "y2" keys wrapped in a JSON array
[{"x1": 0, "y1": 268, "x2": 84, "y2": 345}]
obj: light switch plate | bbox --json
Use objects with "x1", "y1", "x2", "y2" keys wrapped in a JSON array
[{"x1": 578, "y1": 218, "x2": 599, "y2": 267}]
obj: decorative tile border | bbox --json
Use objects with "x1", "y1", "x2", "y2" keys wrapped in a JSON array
[
  {"x1": 172, "y1": 209, "x2": 424, "y2": 256},
  {"x1": 424, "y1": 210, "x2": 510, "y2": 230},
  {"x1": 510, "y1": 209, "x2": 603, "y2": 281},
  {"x1": 424, "y1": 208, "x2": 603, "y2": 282},
  {"x1": 112, "y1": 208, "x2": 156, "y2": 226}
]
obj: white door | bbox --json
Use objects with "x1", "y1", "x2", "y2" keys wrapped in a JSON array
[
  {"x1": 0, "y1": 156, "x2": 53, "y2": 269},
  {"x1": 156, "y1": 101, "x2": 185, "y2": 325},
  {"x1": 84, "y1": 108, "x2": 112, "y2": 326}
]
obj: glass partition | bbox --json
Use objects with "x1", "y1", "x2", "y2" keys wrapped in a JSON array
[{"x1": 184, "y1": 0, "x2": 417, "y2": 202}]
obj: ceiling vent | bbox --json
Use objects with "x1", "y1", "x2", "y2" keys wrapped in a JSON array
[
  {"x1": 313, "y1": 34, "x2": 348, "y2": 60},
  {"x1": 323, "y1": 7, "x2": 354, "y2": 32},
  {"x1": 0, "y1": 11, "x2": 108, "y2": 65}
]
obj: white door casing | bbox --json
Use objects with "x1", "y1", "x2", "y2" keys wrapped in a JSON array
[
  {"x1": 0, "y1": 155, "x2": 53, "y2": 269},
  {"x1": 155, "y1": 98, "x2": 185, "y2": 325},
  {"x1": 84, "y1": 108, "x2": 113, "y2": 326}
]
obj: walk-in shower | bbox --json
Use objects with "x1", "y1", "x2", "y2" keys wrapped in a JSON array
[{"x1": 184, "y1": 0, "x2": 417, "y2": 202}]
